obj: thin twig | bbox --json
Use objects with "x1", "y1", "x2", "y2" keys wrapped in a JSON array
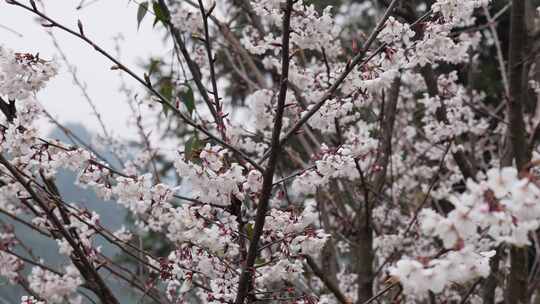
[{"x1": 6, "y1": 0, "x2": 263, "y2": 172}]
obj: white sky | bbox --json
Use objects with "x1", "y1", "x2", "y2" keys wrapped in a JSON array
[{"x1": 1, "y1": 0, "x2": 165, "y2": 139}]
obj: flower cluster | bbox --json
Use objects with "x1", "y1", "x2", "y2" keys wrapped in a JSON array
[
  {"x1": 169, "y1": 1, "x2": 218, "y2": 36},
  {"x1": 255, "y1": 200, "x2": 329, "y2": 291},
  {"x1": 0, "y1": 251, "x2": 22, "y2": 284},
  {"x1": 379, "y1": 17, "x2": 415, "y2": 45},
  {"x1": 20, "y1": 296, "x2": 44, "y2": 304},
  {"x1": 0, "y1": 47, "x2": 58, "y2": 100},
  {"x1": 391, "y1": 167, "x2": 540, "y2": 295},
  {"x1": 174, "y1": 144, "x2": 246, "y2": 206},
  {"x1": 28, "y1": 264, "x2": 83, "y2": 304},
  {"x1": 432, "y1": 0, "x2": 491, "y2": 25},
  {"x1": 390, "y1": 247, "x2": 494, "y2": 294},
  {"x1": 245, "y1": 1, "x2": 340, "y2": 56},
  {"x1": 292, "y1": 138, "x2": 376, "y2": 195},
  {"x1": 423, "y1": 167, "x2": 540, "y2": 247},
  {"x1": 420, "y1": 72, "x2": 489, "y2": 142}
]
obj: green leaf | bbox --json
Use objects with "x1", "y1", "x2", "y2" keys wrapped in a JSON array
[
  {"x1": 178, "y1": 84, "x2": 195, "y2": 116},
  {"x1": 158, "y1": 76, "x2": 173, "y2": 117},
  {"x1": 246, "y1": 223, "x2": 254, "y2": 241},
  {"x1": 148, "y1": 58, "x2": 162, "y2": 76},
  {"x1": 137, "y1": 1, "x2": 149, "y2": 29},
  {"x1": 254, "y1": 257, "x2": 266, "y2": 266},
  {"x1": 184, "y1": 135, "x2": 202, "y2": 162},
  {"x1": 152, "y1": 1, "x2": 168, "y2": 27},
  {"x1": 159, "y1": 77, "x2": 173, "y2": 100}
]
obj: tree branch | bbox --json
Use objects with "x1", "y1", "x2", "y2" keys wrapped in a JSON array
[
  {"x1": 234, "y1": 1, "x2": 294, "y2": 303},
  {"x1": 0, "y1": 154, "x2": 120, "y2": 304},
  {"x1": 505, "y1": 0, "x2": 530, "y2": 303},
  {"x1": 305, "y1": 255, "x2": 350, "y2": 304}
]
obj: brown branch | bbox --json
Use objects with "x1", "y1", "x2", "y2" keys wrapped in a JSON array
[
  {"x1": 419, "y1": 64, "x2": 477, "y2": 180},
  {"x1": 351, "y1": 77, "x2": 400, "y2": 303},
  {"x1": 305, "y1": 255, "x2": 350, "y2": 304},
  {"x1": 197, "y1": 0, "x2": 224, "y2": 127},
  {"x1": 156, "y1": 0, "x2": 224, "y2": 136},
  {"x1": 460, "y1": 279, "x2": 483, "y2": 304},
  {"x1": 402, "y1": 141, "x2": 452, "y2": 236},
  {"x1": 0, "y1": 154, "x2": 120, "y2": 304},
  {"x1": 505, "y1": 1, "x2": 530, "y2": 303},
  {"x1": 234, "y1": 1, "x2": 294, "y2": 303},
  {"x1": 372, "y1": 77, "x2": 401, "y2": 197},
  {"x1": 504, "y1": 0, "x2": 530, "y2": 169},
  {"x1": 0, "y1": 208, "x2": 51, "y2": 237},
  {"x1": 360, "y1": 282, "x2": 398, "y2": 304},
  {"x1": 4, "y1": 248, "x2": 63, "y2": 276}
]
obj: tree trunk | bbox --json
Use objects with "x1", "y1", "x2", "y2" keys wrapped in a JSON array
[{"x1": 505, "y1": 0, "x2": 530, "y2": 303}]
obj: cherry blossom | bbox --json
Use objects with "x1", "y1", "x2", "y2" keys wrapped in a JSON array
[{"x1": 0, "y1": 0, "x2": 537, "y2": 302}]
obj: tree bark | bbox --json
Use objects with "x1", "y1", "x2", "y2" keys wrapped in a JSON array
[
  {"x1": 505, "y1": 0, "x2": 530, "y2": 303},
  {"x1": 354, "y1": 77, "x2": 401, "y2": 303}
]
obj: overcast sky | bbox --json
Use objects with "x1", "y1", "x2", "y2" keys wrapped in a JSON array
[{"x1": 1, "y1": 0, "x2": 165, "y2": 139}]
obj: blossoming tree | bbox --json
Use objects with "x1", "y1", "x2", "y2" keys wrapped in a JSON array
[{"x1": 1, "y1": 0, "x2": 540, "y2": 303}]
